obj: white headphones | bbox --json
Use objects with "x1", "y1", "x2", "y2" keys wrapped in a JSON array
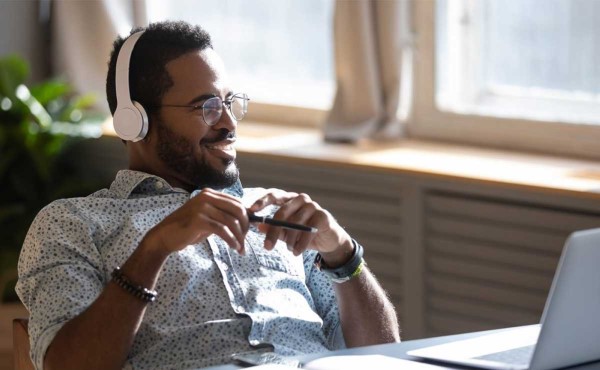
[{"x1": 113, "y1": 31, "x2": 149, "y2": 142}]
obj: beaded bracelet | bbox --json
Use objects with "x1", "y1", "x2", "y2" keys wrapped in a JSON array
[{"x1": 111, "y1": 267, "x2": 157, "y2": 303}]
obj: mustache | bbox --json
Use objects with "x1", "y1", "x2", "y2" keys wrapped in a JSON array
[{"x1": 200, "y1": 129, "x2": 236, "y2": 144}]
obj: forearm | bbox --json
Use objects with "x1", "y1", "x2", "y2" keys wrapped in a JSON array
[
  {"x1": 333, "y1": 266, "x2": 400, "y2": 347},
  {"x1": 44, "y1": 239, "x2": 169, "y2": 370}
]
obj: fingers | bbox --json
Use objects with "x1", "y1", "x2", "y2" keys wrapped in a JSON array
[
  {"x1": 189, "y1": 188, "x2": 334, "y2": 257},
  {"x1": 261, "y1": 193, "x2": 322, "y2": 256},
  {"x1": 250, "y1": 189, "x2": 299, "y2": 213},
  {"x1": 204, "y1": 204, "x2": 247, "y2": 255},
  {"x1": 293, "y1": 212, "x2": 327, "y2": 255},
  {"x1": 200, "y1": 213, "x2": 245, "y2": 255},
  {"x1": 191, "y1": 188, "x2": 249, "y2": 254},
  {"x1": 196, "y1": 188, "x2": 250, "y2": 232}
]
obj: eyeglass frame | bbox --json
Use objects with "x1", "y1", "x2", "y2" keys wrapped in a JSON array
[{"x1": 150, "y1": 92, "x2": 250, "y2": 126}]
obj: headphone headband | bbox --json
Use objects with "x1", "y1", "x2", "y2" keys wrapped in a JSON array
[{"x1": 115, "y1": 31, "x2": 144, "y2": 107}]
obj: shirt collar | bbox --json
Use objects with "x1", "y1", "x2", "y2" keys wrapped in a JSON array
[
  {"x1": 222, "y1": 178, "x2": 244, "y2": 198},
  {"x1": 109, "y1": 170, "x2": 175, "y2": 198},
  {"x1": 109, "y1": 170, "x2": 244, "y2": 199}
]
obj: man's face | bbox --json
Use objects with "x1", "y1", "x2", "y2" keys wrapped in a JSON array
[{"x1": 151, "y1": 49, "x2": 239, "y2": 190}]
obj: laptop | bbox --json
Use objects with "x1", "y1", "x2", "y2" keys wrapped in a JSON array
[{"x1": 407, "y1": 228, "x2": 600, "y2": 370}]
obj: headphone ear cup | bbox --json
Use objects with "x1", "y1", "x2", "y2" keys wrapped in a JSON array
[
  {"x1": 113, "y1": 101, "x2": 148, "y2": 142},
  {"x1": 113, "y1": 31, "x2": 147, "y2": 142},
  {"x1": 133, "y1": 101, "x2": 149, "y2": 139}
]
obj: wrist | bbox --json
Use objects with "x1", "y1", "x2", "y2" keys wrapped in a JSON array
[
  {"x1": 139, "y1": 230, "x2": 173, "y2": 262},
  {"x1": 117, "y1": 234, "x2": 170, "y2": 292},
  {"x1": 319, "y1": 237, "x2": 354, "y2": 268},
  {"x1": 315, "y1": 239, "x2": 365, "y2": 283}
]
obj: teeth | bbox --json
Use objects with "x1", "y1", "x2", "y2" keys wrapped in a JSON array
[{"x1": 206, "y1": 144, "x2": 232, "y2": 150}]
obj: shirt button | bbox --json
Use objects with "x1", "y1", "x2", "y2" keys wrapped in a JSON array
[
  {"x1": 237, "y1": 305, "x2": 245, "y2": 313},
  {"x1": 249, "y1": 339, "x2": 260, "y2": 346},
  {"x1": 155, "y1": 181, "x2": 164, "y2": 189},
  {"x1": 221, "y1": 264, "x2": 229, "y2": 271}
]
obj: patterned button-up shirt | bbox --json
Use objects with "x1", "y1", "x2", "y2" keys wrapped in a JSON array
[{"x1": 16, "y1": 170, "x2": 344, "y2": 370}]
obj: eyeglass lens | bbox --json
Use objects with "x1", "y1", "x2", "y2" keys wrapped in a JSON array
[{"x1": 203, "y1": 93, "x2": 248, "y2": 126}]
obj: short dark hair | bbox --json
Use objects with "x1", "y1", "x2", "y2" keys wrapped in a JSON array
[{"x1": 105, "y1": 21, "x2": 213, "y2": 116}]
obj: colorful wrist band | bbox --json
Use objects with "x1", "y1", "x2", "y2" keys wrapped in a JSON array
[
  {"x1": 111, "y1": 267, "x2": 157, "y2": 303},
  {"x1": 314, "y1": 239, "x2": 365, "y2": 283}
]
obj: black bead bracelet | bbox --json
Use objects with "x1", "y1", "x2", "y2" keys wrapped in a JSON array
[{"x1": 111, "y1": 267, "x2": 157, "y2": 303}]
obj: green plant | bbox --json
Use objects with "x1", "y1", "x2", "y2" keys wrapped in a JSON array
[{"x1": 0, "y1": 54, "x2": 105, "y2": 302}]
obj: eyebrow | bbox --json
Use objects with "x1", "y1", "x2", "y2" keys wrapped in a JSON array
[
  {"x1": 187, "y1": 93, "x2": 218, "y2": 106},
  {"x1": 187, "y1": 91, "x2": 235, "y2": 106}
]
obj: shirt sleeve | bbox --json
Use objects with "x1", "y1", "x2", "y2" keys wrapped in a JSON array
[
  {"x1": 303, "y1": 250, "x2": 346, "y2": 350},
  {"x1": 16, "y1": 199, "x2": 105, "y2": 370}
]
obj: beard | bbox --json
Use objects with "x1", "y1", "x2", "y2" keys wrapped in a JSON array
[{"x1": 155, "y1": 121, "x2": 239, "y2": 190}]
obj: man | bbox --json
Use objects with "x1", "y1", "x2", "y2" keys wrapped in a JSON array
[{"x1": 17, "y1": 21, "x2": 399, "y2": 370}]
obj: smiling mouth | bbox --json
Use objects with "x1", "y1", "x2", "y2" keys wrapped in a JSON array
[
  {"x1": 204, "y1": 143, "x2": 234, "y2": 150},
  {"x1": 202, "y1": 139, "x2": 236, "y2": 160}
]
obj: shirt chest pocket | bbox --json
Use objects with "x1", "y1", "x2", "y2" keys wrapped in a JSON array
[
  {"x1": 253, "y1": 250, "x2": 298, "y2": 276},
  {"x1": 246, "y1": 232, "x2": 302, "y2": 276}
]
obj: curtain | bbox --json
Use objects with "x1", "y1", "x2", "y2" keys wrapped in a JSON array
[
  {"x1": 51, "y1": 0, "x2": 147, "y2": 113},
  {"x1": 324, "y1": 0, "x2": 412, "y2": 142}
]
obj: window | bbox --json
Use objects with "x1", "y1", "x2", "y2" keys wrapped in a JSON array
[
  {"x1": 437, "y1": 0, "x2": 600, "y2": 124},
  {"x1": 146, "y1": 0, "x2": 335, "y2": 125},
  {"x1": 412, "y1": 0, "x2": 600, "y2": 158}
]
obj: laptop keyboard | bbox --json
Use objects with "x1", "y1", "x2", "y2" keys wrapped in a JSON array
[{"x1": 474, "y1": 345, "x2": 535, "y2": 365}]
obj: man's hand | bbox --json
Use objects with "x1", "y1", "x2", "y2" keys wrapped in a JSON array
[
  {"x1": 249, "y1": 189, "x2": 354, "y2": 267},
  {"x1": 144, "y1": 188, "x2": 250, "y2": 256},
  {"x1": 251, "y1": 189, "x2": 401, "y2": 346}
]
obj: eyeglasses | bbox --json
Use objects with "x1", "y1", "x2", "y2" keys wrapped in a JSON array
[{"x1": 155, "y1": 93, "x2": 249, "y2": 126}]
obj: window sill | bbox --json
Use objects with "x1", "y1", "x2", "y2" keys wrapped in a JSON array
[
  {"x1": 236, "y1": 122, "x2": 600, "y2": 200},
  {"x1": 102, "y1": 120, "x2": 600, "y2": 200}
]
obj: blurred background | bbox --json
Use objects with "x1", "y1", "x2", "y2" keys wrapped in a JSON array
[{"x1": 3, "y1": 0, "x2": 600, "y2": 369}]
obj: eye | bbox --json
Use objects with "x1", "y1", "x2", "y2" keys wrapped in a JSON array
[{"x1": 203, "y1": 97, "x2": 222, "y2": 110}]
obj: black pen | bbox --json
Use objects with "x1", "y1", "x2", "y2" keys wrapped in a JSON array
[{"x1": 248, "y1": 214, "x2": 318, "y2": 233}]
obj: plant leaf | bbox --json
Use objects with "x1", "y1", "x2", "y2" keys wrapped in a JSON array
[
  {"x1": 0, "y1": 54, "x2": 29, "y2": 98},
  {"x1": 30, "y1": 80, "x2": 71, "y2": 106},
  {"x1": 49, "y1": 121, "x2": 103, "y2": 138},
  {"x1": 59, "y1": 94, "x2": 97, "y2": 122},
  {"x1": 0, "y1": 54, "x2": 107, "y2": 267},
  {"x1": 15, "y1": 84, "x2": 52, "y2": 129},
  {"x1": 71, "y1": 93, "x2": 96, "y2": 110}
]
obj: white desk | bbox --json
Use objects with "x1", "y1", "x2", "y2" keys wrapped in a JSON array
[{"x1": 202, "y1": 326, "x2": 600, "y2": 370}]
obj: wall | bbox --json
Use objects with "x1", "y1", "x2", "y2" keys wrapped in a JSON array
[{"x1": 0, "y1": 0, "x2": 49, "y2": 82}]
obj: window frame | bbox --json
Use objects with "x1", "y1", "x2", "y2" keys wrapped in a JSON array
[
  {"x1": 144, "y1": 0, "x2": 333, "y2": 129},
  {"x1": 246, "y1": 102, "x2": 326, "y2": 128},
  {"x1": 409, "y1": 0, "x2": 600, "y2": 160}
]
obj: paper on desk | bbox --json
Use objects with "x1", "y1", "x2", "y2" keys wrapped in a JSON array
[
  {"x1": 304, "y1": 354, "x2": 440, "y2": 370},
  {"x1": 244, "y1": 354, "x2": 440, "y2": 370}
]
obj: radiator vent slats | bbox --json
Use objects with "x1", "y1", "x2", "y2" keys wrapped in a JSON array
[{"x1": 424, "y1": 191, "x2": 600, "y2": 336}]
